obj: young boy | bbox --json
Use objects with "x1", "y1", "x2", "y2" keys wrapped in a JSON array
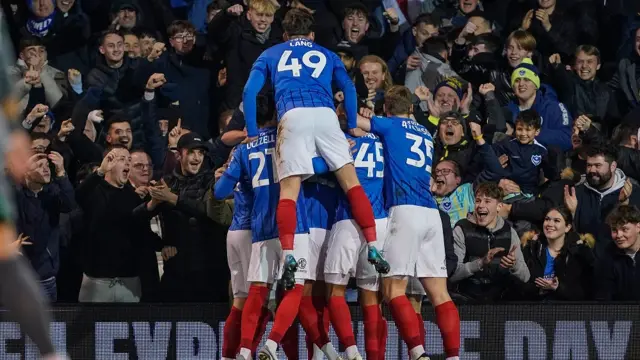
[{"x1": 472, "y1": 109, "x2": 552, "y2": 197}]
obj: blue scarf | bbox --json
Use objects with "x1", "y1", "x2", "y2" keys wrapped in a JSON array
[{"x1": 26, "y1": 0, "x2": 56, "y2": 37}]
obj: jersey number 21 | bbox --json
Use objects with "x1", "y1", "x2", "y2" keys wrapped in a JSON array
[{"x1": 278, "y1": 50, "x2": 327, "y2": 78}]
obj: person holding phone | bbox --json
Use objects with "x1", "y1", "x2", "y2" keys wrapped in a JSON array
[{"x1": 450, "y1": 182, "x2": 531, "y2": 302}]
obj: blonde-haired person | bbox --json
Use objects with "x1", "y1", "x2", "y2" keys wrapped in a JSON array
[
  {"x1": 358, "y1": 55, "x2": 393, "y2": 111},
  {"x1": 518, "y1": 207, "x2": 595, "y2": 301}
]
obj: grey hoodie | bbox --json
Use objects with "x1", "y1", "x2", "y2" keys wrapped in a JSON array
[
  {"x1": 451, "y1": 215, "x2": 531, "y2": 283},
  {"x1": 404, "y1": 51, "x2": 459, "y2": 112},
  {"x1": 584, "y1": 168, "x2": 626, "y2": 200}
]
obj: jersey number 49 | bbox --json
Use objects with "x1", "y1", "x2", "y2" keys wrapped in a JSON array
[{"x1": 277, "y1": 50, "x2": 327, "y2": 78}]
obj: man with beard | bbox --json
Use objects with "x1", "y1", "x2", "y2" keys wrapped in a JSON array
[
  {"x1": 15, "y1": 149, "x2": 75, "y2": 302},
  {"x1": 104, "y1": 115, "x2": 133, "y2": 149},
  {"x1": 76, "y1": 146, "x2": 157, "y2": 302},
  {"x1": 142, "y1": 132, "x2": 229, "y2": 302},
  {"x1": 450, "y1": 182, "x2": 530, "y2": 301},
  {"x1": 563, "y1": 144, "x2": 640, "y2": 257},
  {"x1": 431, "y1": 160, "x2": 474, "y2": 228}
]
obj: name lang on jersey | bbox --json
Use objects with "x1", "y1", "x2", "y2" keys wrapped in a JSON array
[
  {"x1": 401, "y1": 120, "x2": 429, "y2": 135},
  {"x1": 247, "y1": 133, "x2": 276, "y2": 149},
  {"x1": 290, "y1": 39, "x2": 313, "y2": 48}
]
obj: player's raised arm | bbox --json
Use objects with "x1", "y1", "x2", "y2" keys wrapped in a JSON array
[
  {"x1": 333, "y1": 62, "x2": 358, "y2": 131},
  {"x1": 242, "y1": 56, "x2": 268, "y2": 138}
]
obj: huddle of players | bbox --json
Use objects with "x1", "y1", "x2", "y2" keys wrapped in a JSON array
[{"x1": 215, "y1": 86, "x2": 461, "y2": 360}]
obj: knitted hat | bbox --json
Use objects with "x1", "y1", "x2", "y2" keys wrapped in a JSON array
[
  {"x1": 434, "y1": 77, "x2": 464, "y2": 100},
  {"x1": 511, "y1": 58, "x2": 540, "y2": 89}
]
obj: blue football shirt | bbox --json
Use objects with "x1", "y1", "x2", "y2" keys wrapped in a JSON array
[
  {"x1": 229, "y1": 180, "x2": 253, "y2": 231},
  {"x1": 369, "y1": 116, "x2": 438, "y2": 209},
  {"x1": 302, "y1": 175, "x2": 339, "y2": 231}
]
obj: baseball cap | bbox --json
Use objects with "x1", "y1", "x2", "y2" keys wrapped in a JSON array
[{"x1": 177, "y1": 132, "x2": 208, "y2": 151}]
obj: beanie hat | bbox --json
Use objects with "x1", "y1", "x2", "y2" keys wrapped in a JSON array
[
  {"x1": 511, "y1": 58, "x2": 540, "y2": 89},
  {"x1": 434, "y1": 77, "x2": 464, "y2": 100}
]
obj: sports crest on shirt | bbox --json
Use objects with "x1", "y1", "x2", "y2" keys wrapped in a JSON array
[{"x1": 531, "y1": 154, "x2": 542, "y2": 166}]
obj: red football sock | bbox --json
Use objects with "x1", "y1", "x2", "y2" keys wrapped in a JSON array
[
  {"x1": 239, "y1": 285, "x2": 269, "y2": 349},
  {"x1": 281, "y1": 323, "x2": 299, "y2": 360},
  {"x1": 327, "y1": 296, "x2": 356, "y2": 347},
  {"x1": 299, "y1": 296, "x2": 324, "y2": 346},
  {"x1": 416, "y1": 312, "x2": 425, "y2": 346},
  {"x1": 435, "y1": 301, "x2": 461, "y2": 357},
  {"x1": 268, "y1": 284, "x2": 303, "y2": 343},
  {"x1": 363, "y1": 305, "x2": 380, "y2": 359},
  {"x1": 378, "y1": 316, "x2": 388, "y2": 360},
  {"x1": 346, "y1": 186, "x2": 377, "y2": 243},
  {"x1": 251, "y1": 306, "x2": 271, "y2": 354},
  {"x1": 388, "y1": 296, "x2": 422, "y2": 350},
  {"x1": 222, "y1": 306, "x2": 243, "y2": 358},
  {"x1": 276, "y1": 199, "x2": 297, "y2": 250},
  {"x1": 313, "y1": 295, "x2": 331, "y2": 338}
]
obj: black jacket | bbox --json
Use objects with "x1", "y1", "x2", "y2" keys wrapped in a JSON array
[
  {"x1": 519, "y1": 232, "x2": 595, "y2": 300},
  {"x1": 14, "y1": 176, "x2": 76, "y2": 280},
  {"x1": 594, "y1": 241, "x2": 640, "y2": 301},
  {"x1": 85, "y1": 55, "x2": 145, "y2": 114}
]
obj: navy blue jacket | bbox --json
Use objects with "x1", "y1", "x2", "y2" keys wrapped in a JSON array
[
  {"x1": 594, "y1": 242, "x2": 640, "y2": 301},
  {"x1": 15, "y1": 176, "x2": 76, "y2": 280},
  {"x1": 506, "y1": 85, "x2": 573, "y2": 151},
  {"x1": 476, "y1": 138, "x2": 549, "y2": 194}
]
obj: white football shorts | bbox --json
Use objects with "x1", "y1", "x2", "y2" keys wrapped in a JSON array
[
  {"x1": 226, "y1": 230, "x2": 252, "y2": 298},
  {"x1": 382, "y1": 205, "x2": 448, "y2": 279},
  {"x1": 276, "y1": 107, "x2": 353, "y2": 181},
  {"x1": 247, "y1": 234, "x2": 311, "y2": 284},
  {"x1": 324, "y1": 218, "x2": 388, "y2": 291},
  {"x1": 308, "y1": 228, "x2": 330, "y2": 281}
]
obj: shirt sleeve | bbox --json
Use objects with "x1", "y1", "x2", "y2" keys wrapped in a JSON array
[
  {"x1": 214, "y1": 147, "x2": 245, "y2": 200},
  {"x1": 243, "y1": 55, "x2": 269, "y2": 138},
  {"x1": 369, "y1": 116, "x2": 392, "y2": 137},
  {"x1": 332, "y1": 56, "x2": 357, "y2": 130}
]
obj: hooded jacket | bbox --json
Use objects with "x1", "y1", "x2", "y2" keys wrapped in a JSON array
[
  {"x1": 574, "y1": 168, "x2": 627, "y2": 257},
  {"x1": 506, "y1": 86, "x2": 573, "y2": 151}
]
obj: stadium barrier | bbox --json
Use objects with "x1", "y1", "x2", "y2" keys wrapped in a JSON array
[{"x1": 1, "y1": 303, "x2": 638, "y2": 359}]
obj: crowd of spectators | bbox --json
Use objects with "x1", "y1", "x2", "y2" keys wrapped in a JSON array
[{"x1": 2, "y1": 0, "x2": 640, "y2": 304}]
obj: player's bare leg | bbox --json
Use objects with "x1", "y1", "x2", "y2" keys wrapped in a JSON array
[
  {"x1": 222, "y1": 296, "x2": 246, "y2": 360},
  {"x1": 299, "y1": 281, "x2": 340, "y2": 359},
  {"x1": 333, "y1": 164, "x2": 389, "y2": 274},
  {"x1": 382, "y1": 277, "x2": 429, "y2": 359},
  {"x1": 326, "y1": 283, "x2": 363, "y2": 360},
  {"x1": 421, "y1": 277, "x2": 460, "y2": 360},
  {"x1": 360, "y1": 288, "x2": 385, "y2": 360},
  {"x1": 277, "y1": 175, "x2": 303, "y2": 290},
  {"x1": 237, "y1": 282, "x2": 270, "y2": 360}
]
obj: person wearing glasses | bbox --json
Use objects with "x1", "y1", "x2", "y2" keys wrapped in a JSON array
[{"x1": 431, "y1": 159, "x2": 475, "y2": 228}]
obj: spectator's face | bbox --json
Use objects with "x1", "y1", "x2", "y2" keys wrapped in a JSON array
[
  {"x1": 31, "y1": 138, "x2": 51, "y2": 154},
  {"x1": 130, "y1": 152, "x2": 152, "y2": 186},
  {"x1": 513, "y1": 78, "x2": 536, "y2": 101},
  {"x1": 636, "y1": 29, "x2": 640, "y2": 56},
  {"x1": 586, "y1": 155, "x2": 614, "y2": 188},
  {"x1": 543, "y1": 209, "x2": 571, "y2": 241},
  {"x1": 338, "y1": 52, "x2": 355, "y2": 71},
  {"x1": 432, "y1": 161, "x2": 461, "y2": 197},
  {"x1": 571, "y1": 126, "x2": 582, "y2": 149},
  {"x1": 117, "y1": 8, "x2": 137, "y2": 30},
  {"x1": 360, "y1": 62, "x2": 384, "y2": 90},
  {"x1": 247, "y1": 8, "x2": 274, "y2": 34},
  {"x1": 413, "y1": 23, "x2": 439, "y2": 48},
  {"x1": 20, "y1": 45, "x2": 47, "y2": 66},
  {"x1": 170, "y1": 30, "x2": 195, "y2": 55},
  {"x1": 611, "y1": 222, "x2": 640, "y2": 250},
  {"x1": 33, "y1": 115, "x2": 51, "y2": 133},
  {"x1": 56, "y1": 0, "x2": 75, "y2": 13},
  {"x1": 106, "y1": 121, "x2": 132, "y2": 149},
  {"x1": 538, "y1": 0, "x2": 556, "y2": 10},
  {"x1": 505, "y1": 39, "x2": 532, "y2": 68},
  {"x1": 474, "y1": 194, "x2": 500, "y2": 227},
  {"x1": 159, "y1": 119, "x2": 169, "y2": 136},
  {"x1": 124, "y1": 34, "x2": 141, "y2": 58},
  {"x1": 435, "y1": 87, "x2": 460, "y2": 112},
  {"x1": 438, "y1": 116, "x2": 464, "y2": 145},
  {"x1": 180, "y1": 148, "x2": 204, "y2": 175},
  {"x1": 31, "y1": 0, "x2": 55, "y2": 18},
  {"x1": 468, "y1": 43, "x2": 488, "y2": 58},
  {"x1": 343, "y1": 10, "x2": 369, "y2": 43},
  {"x1": 459, "y1": 0, "x2": 478, "y2": 14},
  {"x1": 84, "y1": 119, "x2": 97, "y2": 142},
  {"x1": 28, "y1": 157, "x2": 51, "y2": 184},
  {"x1": 139, "y1": 35, "x2": 156, "y2": 57},
  {"x1": 109, "y1": 149, "x2": 131, "y2": 186},
  {"x1": 573, "y1": 51, "x2": 599, "y2": 81},
  {"x1": 100, "y1": 34, "x2": 125, "y2": 64},
  {"x1": 514, "y1": 122, "x2": 539, "y2": 144}
]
